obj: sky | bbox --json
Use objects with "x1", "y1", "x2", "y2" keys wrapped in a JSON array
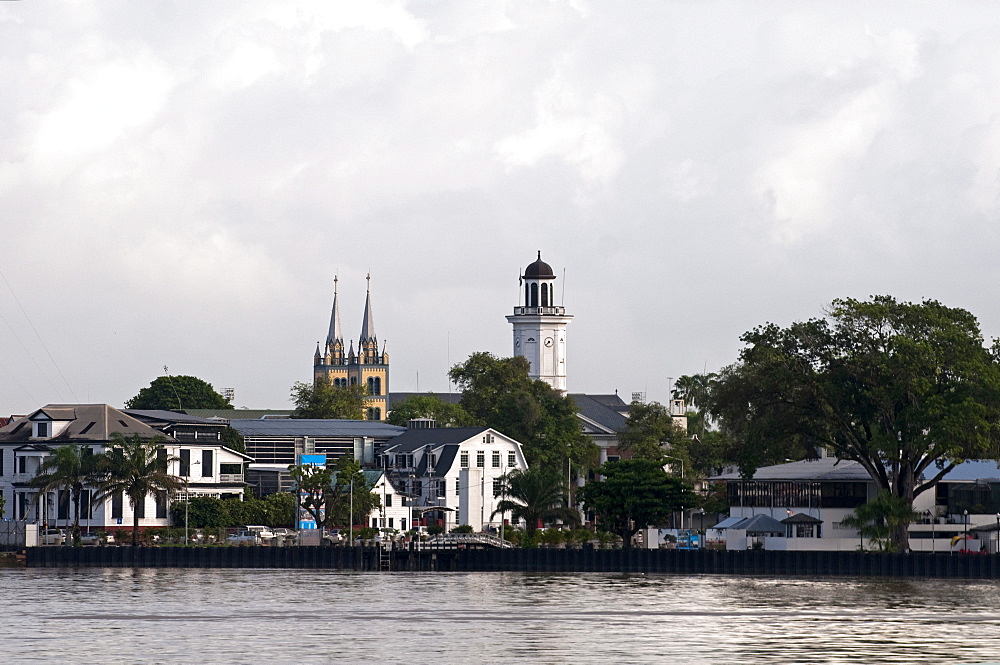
[{"x1": 3, "y1": 1, "x2": 1000, "y2": 415}]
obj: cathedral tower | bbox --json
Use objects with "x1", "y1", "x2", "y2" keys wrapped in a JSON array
[
  {"x1": 313, "y1": 274, "x2": 389, "y2": 420},
  {"x1": 506, "y1": 252, "x2": 572, "y2": 392}
]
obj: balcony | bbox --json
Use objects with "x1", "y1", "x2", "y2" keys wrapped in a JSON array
[{"x1": 219, "y1": 474, "x2": 244, "y2": 483}]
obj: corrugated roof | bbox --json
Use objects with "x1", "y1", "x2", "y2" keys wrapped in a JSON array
[
  {"x1": 387, "y1": 392, "x2": 463, "y2": 409},
  {"x1": 739, "y1": 514, "x2": 787, "y2": 534},
  {"x1": 229, "y1": 419, "x2": 405, "y2": 438},
  {"x1": 711, "y1": 457, "x2": 1000, "y2": 484}
]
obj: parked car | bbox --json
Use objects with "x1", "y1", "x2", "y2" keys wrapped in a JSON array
[
  {"x1": 243, "y1": 525, "x2": 276, "y2": 542},
  {"x1": 322, "y1": 529, "x2": 344, "y2": 545},
  {"x1": 271, "y1": 528, "x2": 297, "y2": 544},
  {"x1": 80, "y1": 532, "x2": 102, "y2": 546},
  {"x1": 40, "y1": 529, "x2": 66, "y2": 546},
  {"x1": 225, "y1": 530, "x2": 261, "y2": 545}
]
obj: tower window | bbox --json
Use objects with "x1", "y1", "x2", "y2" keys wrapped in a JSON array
[
  {"x1": 541, "y1": 283, "x2": 549, "y2": 307},
  {"x1": 530, "y1": 283, "x2": 538, "y2": 308}
]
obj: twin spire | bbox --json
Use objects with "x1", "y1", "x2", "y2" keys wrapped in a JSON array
[{"x1": 319, "y1": 274, "x2": 380, "y2": 363}]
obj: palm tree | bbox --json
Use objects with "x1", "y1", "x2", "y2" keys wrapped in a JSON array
[
  {"x1": 491, "y1": 467, "x2": 578, "y2": 535},
  {"x1": 840, "y1": 490, "x2": 920, "y2": 553},
  {"x1": 99, "y1": 434, "x2": 182, "y2": 546},
  {"x1": 30, "y1": 445, "x2": 105, "y2": 546}
]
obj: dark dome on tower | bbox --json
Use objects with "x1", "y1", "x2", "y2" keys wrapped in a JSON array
[{"x1": 523, "y1": 251, "x2": 555, "y2": 279}]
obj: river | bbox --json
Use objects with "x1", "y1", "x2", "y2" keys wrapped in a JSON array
[{"x1": 3, "y1": 569, "x2": 1000, "y2": 664}]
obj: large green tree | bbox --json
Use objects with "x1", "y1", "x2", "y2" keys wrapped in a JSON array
[
  {"x1": 125, "y1": 375, "x2": 232, "y2": 410},
  {"x1": 287, "y1": 457, "x2": 379, "y2": 529},
  {"x1": 290, "y1": 381, "x2": 366, "y2": 419},
  {"x1": 619, "y1": 400, "x2": 690, "y2": 462},
  {"x1": 708, "y1": 296, "x2": 1000, "y2": 552},
  {"x1": 30, "y1": 444, "x2": 106, "y2": 545},
  {"x1": 100, "y1": 434, "x2": 183, "y2": 546},
  {"x1": 840, "y1": 490, "x2": 920, "y2": 553},
  {"x1": 579, "y1": 459, "x2": 696, "y2": 548},
  {"x1": 448, "y1": 352, "x2": 597, "y2": 471},
  {"x1": 386, "y1": 394, "x2": 476, "y2": 427},
  {"x1": 491, "y1": 467, "x2": 579, "y2": 536}
]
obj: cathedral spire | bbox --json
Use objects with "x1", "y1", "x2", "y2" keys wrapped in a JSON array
[
  {"x1": 360, "y1": 273, "x2": 376, "y2": 344},
  {"x1": 326, "y1": 275, "x2": 343, "y2": 347}
]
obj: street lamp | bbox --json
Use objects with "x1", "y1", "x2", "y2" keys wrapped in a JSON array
[
  {"x1": 964, "y1": 509, "x2": 969, "y2": 552},
  {"x1": 662, "y1": 454, "x2": 685, "y2": 530}
]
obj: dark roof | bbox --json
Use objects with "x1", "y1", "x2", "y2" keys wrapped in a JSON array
[
  {"x1": 523, "y1": 251, "x2": 555, "y2": 279},
  {"x1": 781, "y1": 513, "x2": 823, "y2": 524},
  {"x1": 570, "y1": 394, "x2": 628, "y2": 433},
  {"x1": 381, "y1": 427, "x2": 489, "y2": 453},
  {"x1": 0, "y1": 404, "x2": 176, "y2": 444},
  {"x1": 229, "y1": 419, "x2": 405, "y2": 438},
  {"x1": 387, "y1": 392, "x2": 462, "y2": 409},
  {"x1": 739, "y1": 514, "x2": 787, "y2": 534},
  {"x1": 181, "y1": 409, "x2": 295, "y2": 421},
  {"x1": 125, "y1": 410, "x2": 228, "y2": 426}
]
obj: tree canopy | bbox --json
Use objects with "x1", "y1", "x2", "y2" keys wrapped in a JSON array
[
  {"x1": 290, "y1": 381, "x2": 366, "y2": 419},
  {"x1": 287, "y1": 456, "x2": 379, "y2": 529},
  {"x1": 708, "y1": 295, "x2": 1000, "y2": 551},
  {"x1": 449, "y1": 352, "x2": 597, "y2": 471},
  {"x1": 125, "y1": 375, "x2": 232, "y2": 410},
  {"x1": 579, "y1": 459, "x2": 696, "y2": 548},
  {"x1": 30, "y1": 444, "x2": 105, "y2": 545},
  {"x1": 386, "y1": 394, "x2": 476, "y2": 427}
]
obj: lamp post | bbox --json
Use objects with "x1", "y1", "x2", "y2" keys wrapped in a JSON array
[
  {"x1": 964, "y1": 509, "x2": 969, "y2": 552},
  {"x1": 996, "y1": 513, "x2": 999, "y2": 555},
  {"x1": 662, "y1": 455, "x2": 685, "y2": 530}
]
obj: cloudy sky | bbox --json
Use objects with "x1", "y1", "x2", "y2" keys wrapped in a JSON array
[{"x1": 3, "y1": 1, "x2": 1000, "y2": 415}]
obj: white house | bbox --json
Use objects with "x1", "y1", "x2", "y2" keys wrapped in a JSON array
[
  {"x1": 365, "y1": 469, "x2": 410, "y2": 533},
  {"x1": 378, "y1": 424, "x2": 529, "y2": 532},
  {"x1": 0, "y1": 404, "x2": 250, "y2": 537},
  {"x1": 711, "y1": 454, "x2": 1000, "y2": 552}
]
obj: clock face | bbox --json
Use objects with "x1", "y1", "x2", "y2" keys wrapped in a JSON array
[{"x1": 544, "y1": 337, "x2": 553, "y2": 347}]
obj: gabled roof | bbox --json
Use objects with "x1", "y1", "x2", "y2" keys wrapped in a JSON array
[
  {"x1": 0, "y1": 404, "x2": 175, "y2": 444},
  {"x1": 711, "y1": 458, "x2": 871, "y2": 482},
  {"x1": 228, "y1": 419, "x2": 404, "y2": 438},
  {"x1": 380, "y1": 427, "x2": 490, "y2": 453},
  {"x1": 125, "y1": 410, "x2": 226, "y2": 426}
]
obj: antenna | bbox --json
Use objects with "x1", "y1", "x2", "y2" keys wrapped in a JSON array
[{"x1": 163, "y1": 365, "x2": 182, "y2": 410}]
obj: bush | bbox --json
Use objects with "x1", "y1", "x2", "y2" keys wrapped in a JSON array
[
  {"x1": 451, "y1": 524, "x2": 474, "y2": 534},
  {"x1": 426, "y1": 525, "x2": 444, "y2": 536},
  {"x1": 539, "y1": 529, "x2": 565, "y2": 546}
]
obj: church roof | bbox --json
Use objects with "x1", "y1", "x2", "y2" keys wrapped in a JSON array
[
  {"x1": 523, "y1": 251, "x2": 555, "y2": 279},
  {"x1": 360, "y1": 275, "x2": 376, "y2": 344},
  {"x1": 569, "y1": 394, "x2": 629, "y2": 433},
  {"x1": 327, "y1": 276, "x2": 343, "y2": 346}
]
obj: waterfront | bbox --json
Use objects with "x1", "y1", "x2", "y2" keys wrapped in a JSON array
[{"x1": 3, "y1": 570, "x2": 1000, "y2": 664}]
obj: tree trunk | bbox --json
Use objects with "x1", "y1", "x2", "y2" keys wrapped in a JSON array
[
  {"x1": 132, "y1": 495, "x2": 141, "y2": 547},
  {"x1": 72, "y1": 485, "x2": 82, "y2": 547},
  {"x1": 893, "y1": 468, "x2": 916, "y2": 553}
]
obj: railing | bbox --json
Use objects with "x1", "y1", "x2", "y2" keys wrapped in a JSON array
[
  {"x1": 513, "y1": 306, "x2": 565, "y2": 316},
  {"x1": 219, "y1": 474, "x2": 244, "y2": 483}
]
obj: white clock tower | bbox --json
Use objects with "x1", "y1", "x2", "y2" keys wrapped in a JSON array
[{"x1": 506, "y1": 251, "x2": 572, "y2": 392}]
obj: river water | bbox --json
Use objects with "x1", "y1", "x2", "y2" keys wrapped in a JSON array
[{"x1": 3, "y1": 569, "x2": 1000, "y2": 664}]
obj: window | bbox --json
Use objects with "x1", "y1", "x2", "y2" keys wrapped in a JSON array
[
  {"x1": 476, "y1": 451, "x2": 485, "y2": 468},
  {"x1": 155, "y1": 492, "x2": 167, "y2": 519},
  {"x1": 493, "y1": 478, "x2": 503, "y2": 497},
  {"x1": 530, "y1": 282, "x2": 538, "y2": 307},
  {"x1": 400, "y1": 519, "x2": 406, "y2": 531},
  {"x1": 58, "y1": 490, "x2": 69, "y2": 520},
  {"x1": 80, "y1": 490, "x2": 91, "y2": 518},
  {"x1": 508, "y1": 451, "x2": 516, "y2": 467},
  {"x1": 541, "y1": 281, "x2": 549, "y2": 306},
  {"x1": 483, "y1": 433, "x2": 494, "y2": 444},
  {"x1": 460, "y1": 452, "x2": 469, "y2": 468},
  {"x1": 202, "y1": 450, "x2": 213, "y2": 477},
  {"x1": 156, "y1": 448, "x2": 167, "y2": 473},
  {"x1": 179, "y1": 450, "x2": 190, "y2": 477},
  {"x1": 112, "y1": 492, "x2": 123, "y2": 520},
  {"x1": 385, "y1": 494, "x2": 392, "y2": 507},
  {"x1": 388, "y1": 518, "x2": 394, "y2": 528},
  {"x1": 36, "y1": 421, "x2": 49, "y2": 437},
  {"x1": 411, "y1": 480, "x2": 422, "y2": 496},
  {"x1": 492, "y1": 451, "x2": 501, "y2": 468},
  {"x1": 456, "y1": 479, "x2": 460, "y2": 496},
  {"x1": 17, "y1": 455, "x2": 26, "y2": 474},
  {"x1": 438, "y1": 479, "x2": 446, "y2": 497}
]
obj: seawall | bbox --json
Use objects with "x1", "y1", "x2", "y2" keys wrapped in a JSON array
[{"x1": 24, "y1": 546, "x2": 1000, "y2": 578}]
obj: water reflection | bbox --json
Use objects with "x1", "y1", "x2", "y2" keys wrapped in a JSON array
[{"x1": 3, "y1": 570, "x2": 1000, "y2": 663}]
